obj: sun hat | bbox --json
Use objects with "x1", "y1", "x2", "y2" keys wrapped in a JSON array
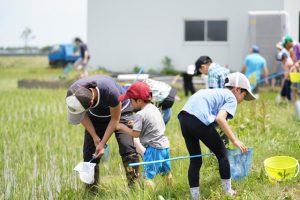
[
  {"x1": 251, "y1": 45, "x2": 260, "y2": 53},
  {"x1": 66, "y1": 87, "x2": 93, "y2": 124},
  {"x1": 118, "y1": 81, "x2": 152, "y2": 102},
  {"x1": 186, "y1": 65, "x2": 195, "y2": 75},
  {"x1": 282, "y1": 36, "x2": 293, "y2": 47},
  {"x1": 224, "y1": 72, "x2": 256, "y2": 101}
]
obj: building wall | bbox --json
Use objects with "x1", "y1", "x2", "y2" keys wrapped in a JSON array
[
  {"x1": 284, "y1": 0, "x2": 300, "y2": 42},
  {"x1": 88, "y1": 0, "x2": 283, "y2": 72}
]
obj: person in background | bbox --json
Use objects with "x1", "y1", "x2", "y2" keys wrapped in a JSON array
[
  {"x1": 117, "y1": 82, "x2": 172, "y2": 189},
  {"x1": 178, "y1": 72, "x2": 256, "y2": 199},
  {"x1": 143, "y1": 79, "x2": 177, "y2": 124},
  {"x1": 195, "y1": 55, "x2": 230, "y2": 89},
  {"x1": 281, "y1": 36, "x2": 295, "y2": 62},
  {"x1": 74, "y1": 37, "x2": 90, "y2": 78},
  {"x1": 172, "y1": 65, "x2": 196, "y2": 96},
  {"x1": 65, "y1": 75, "x2": 140, "y2": 190},
  {"x1": 241, "y1": 45, "x2": 269, "y2": 97},
  {"x1": 271, "y1": 42, "x2": 284, "y2": 89},
  {"x1": 279, "y1": 53, "x2": 293, "y2": 101}
]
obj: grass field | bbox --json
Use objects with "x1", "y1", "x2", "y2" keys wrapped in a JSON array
[{"x1": 1, "y1": 56, "x2": 300, "y2": 199}]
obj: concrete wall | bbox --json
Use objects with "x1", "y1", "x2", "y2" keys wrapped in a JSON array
[
  {"x1": 88, "y1": 0, "x2": 284, "y2": 72},
  {"x1": 284, "y1": 0, "x2": 300, "y2": 42}
]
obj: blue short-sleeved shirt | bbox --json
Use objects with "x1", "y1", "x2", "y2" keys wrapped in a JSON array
[
  {"x1": 180, "y1": 89, "x2": 237, "y2": 125},
  {"x1": 244, "y1": 53, "x2": 267, "y2": 86}
]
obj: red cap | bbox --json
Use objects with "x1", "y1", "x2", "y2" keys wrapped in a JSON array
[{"x1": 119, "y1": 81, "x2": 152, "y2": 102}]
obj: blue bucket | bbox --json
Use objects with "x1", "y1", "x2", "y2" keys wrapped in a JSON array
[{"x1": 228, "y1": 147, "x2": 253, "y2": 180}]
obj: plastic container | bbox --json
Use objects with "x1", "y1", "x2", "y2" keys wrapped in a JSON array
[
  {"x1": 290, "y1": 73, "x2": 300, "y2": 83},
  {"x1": 228, "y1": 147, "x2": 253, "y2": 180},
  {"x1": 74, "y1": 162, "x2": 96, "y2": 184},
  {"x1": 264, "y1": 156, "x2": 299, "y2": 183}
]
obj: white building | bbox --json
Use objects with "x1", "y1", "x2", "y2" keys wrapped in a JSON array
[{"x1": 87, "y1": 0, "x2": 300, "y2": 73}]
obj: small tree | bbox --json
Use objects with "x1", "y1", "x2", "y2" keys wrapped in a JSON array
[
  {"x1": 161, "y1": 56, "x2": 178, "y2": 75},
  {"x1": 20, "y1": 27, "x2": 35, "y2": 52}
]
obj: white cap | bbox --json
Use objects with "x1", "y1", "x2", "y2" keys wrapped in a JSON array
[
  {"x1": 224, "y1": 72, "x2": 256, "y2": 101},
  {"x1": 66, "y1": 95, "x2": 86, "y2": 124},
  {"x1": 186, "y1": 65, "x2": 195, "y2": 75}
]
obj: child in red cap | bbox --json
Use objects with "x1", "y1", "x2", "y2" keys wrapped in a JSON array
[{"x1": 117, "y1": 81, "x2": 172, "y2": 189}]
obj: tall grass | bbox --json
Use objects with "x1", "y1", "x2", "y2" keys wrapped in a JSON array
[
  {"x1": 1, "y1": 88, "x2": 300, "y2": 199},
  {"x1": 0, "y1": 56, "x2": 300, "y2": 199}
]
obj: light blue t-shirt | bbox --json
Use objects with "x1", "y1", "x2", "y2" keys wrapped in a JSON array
[
  {"x1": 244, "y1": 53, "x2": 267, "y2": 87},
  {"x1": 180, "y1": 89, "x2": 237, "y2": 126}
]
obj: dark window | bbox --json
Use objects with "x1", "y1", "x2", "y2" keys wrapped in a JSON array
[
  {"x1": 184, "y1": 20, "x2": 227, "y2": 42},
  {"x1": 207, "y1": 20, "x2": 227, "y2": 41},
  {"x1": 185, "y1": 21, "x2": 204, "y2": 41}
]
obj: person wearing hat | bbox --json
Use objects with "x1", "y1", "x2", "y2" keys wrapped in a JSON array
[
  {"x1": 172, "y1": 65, "x2": 196, "y2": 96},
  {"x1": 276, "y1": 36, "x2": 295, "y2": 102},
  {"x1": 195, "y1": 56, "x2": 230, "y2": 89},
  {"x1": 241, "y1": 45, "x2": 269, "y2": 96},
  {"x1": 116, "y1": 81, "x2": 172, "y2": 189},
  {"x1": 177, "y1": 72, "x2": 256, "y2": 199},
  {"x1": 66, "y1": 75, "x2": 140, "y2": 189}
]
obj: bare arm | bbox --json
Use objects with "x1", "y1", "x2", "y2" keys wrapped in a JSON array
[
  {"x1": 95, "y1": 103, "x2": 121, "y2": 157},
  {"x1": 83, "y1": 50, "x2": 89, "y2": 64},
  {"x1": 263, "y1": 66, "x2": 269, "y2": 85},
  {"x1": 117, "y1": 123, "x2": 140, "y2": 137},
  {"x1": 81, "y1": 114, "x2": 100, "y2": 146},
  {"x1": 241, "y1": 65, "x2": 246, "y2": 74},
  {"x1": 215, "y1": 110, "x2": 247, "y2": 153},
  {"x1": 171, "y1": 74, "x2": 181, "y2": 85}
]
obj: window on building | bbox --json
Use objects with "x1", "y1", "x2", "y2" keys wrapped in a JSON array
[{"x1": 185, "y1": 20, "x2": 228, "y2": 42}]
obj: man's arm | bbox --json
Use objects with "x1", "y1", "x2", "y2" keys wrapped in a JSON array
[
  {"x1": 81, "y1": 114, "x2": 100, "y2": 147},
  {"x1": 83, "y1": 50, "x2": 89, "y2": 64},
  {"x1": 241, "y1": 64, "x2": 246, "y2": 74},
  {"x1": 95, "y1": 103, "x2": 121, "y2": 157},
  {"x1": 117, "y1": 123, "x2": 140, "y2": 137}
]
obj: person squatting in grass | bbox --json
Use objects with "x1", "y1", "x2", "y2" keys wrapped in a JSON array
[
  {"x1": 65, "y1": 75, "x2": 140, "y2": 190},
  {"x1": 116, "y1": 81, "x2": 172, "y2": 189},
  {"x1": 177, "y1": 72, "x2": 256, "y2": 199}
]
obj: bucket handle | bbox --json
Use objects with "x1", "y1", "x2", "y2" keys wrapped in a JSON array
[{"x1": 294, "y1": 160, "x2": 299, "y2": 178}]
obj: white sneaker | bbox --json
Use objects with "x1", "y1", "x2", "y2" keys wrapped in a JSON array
[{"x1": 226, "y1": 189, "x2": 237, "y2": 196}]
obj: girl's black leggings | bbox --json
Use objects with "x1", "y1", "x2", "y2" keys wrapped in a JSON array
[{"x1": 178, "y1": 111, "x2": 230, "y2": 188}]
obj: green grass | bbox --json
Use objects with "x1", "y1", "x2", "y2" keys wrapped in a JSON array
[{"x1": 1, "y1": 57, "x2": 300, "y2": 199}]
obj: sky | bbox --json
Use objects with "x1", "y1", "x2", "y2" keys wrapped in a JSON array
[{"x1": 0, "y1": 0, "x2": 87, "y2": 47}]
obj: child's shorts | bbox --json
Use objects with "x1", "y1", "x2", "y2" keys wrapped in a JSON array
[{"x1": 143, "y1": 146, "x2": 171, "y2": 179}]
